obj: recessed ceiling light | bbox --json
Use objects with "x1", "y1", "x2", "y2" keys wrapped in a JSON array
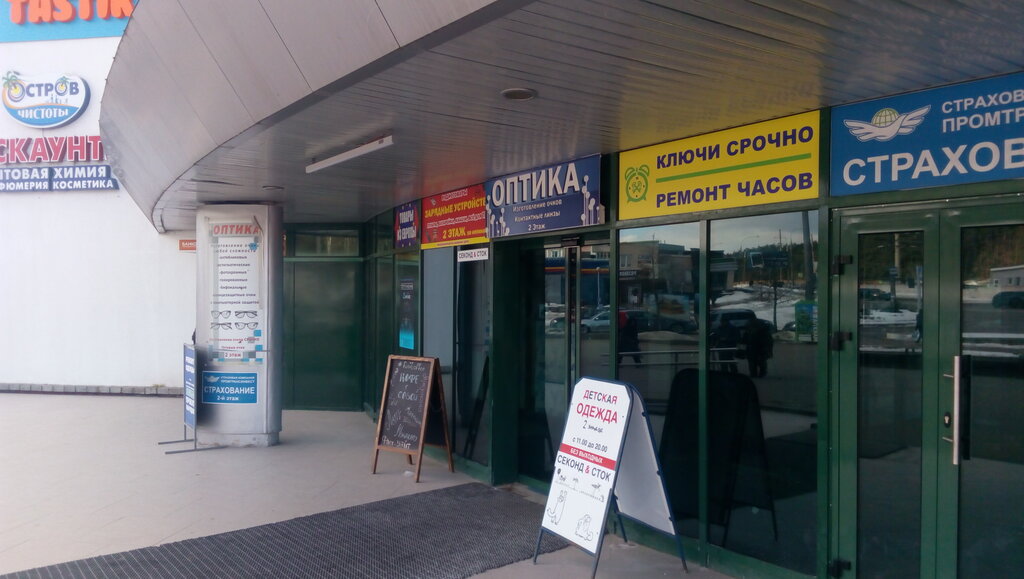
[{"x1": 501, "y1": 87, "x2": 537, "y2": 101}]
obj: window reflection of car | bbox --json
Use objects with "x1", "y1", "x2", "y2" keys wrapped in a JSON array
[
  {"x1": 859, "y1": 288, "x2": 891, "y2": 301},
  {"x1": 546, "y1": 315, "x2": 566, "y2": 334},
  {"x1": 580, "y1": 310, "x2": 696, "y2": 334},
  {"x1": 992, "y1": 291, "x2": 1024, "y2": 309},
  {"x1": 580, "y1": 311, "x2": 614, "y2": 332},
  {"x1": 710, "y1": 308, "x2": 755, "y2": 330},
  {"x1": 710, "y1": 308, "x2": 775, "y2": 333}
]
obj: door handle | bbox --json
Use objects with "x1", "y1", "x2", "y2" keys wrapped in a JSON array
[
  {"x1": 943, "y1": 355, "x2": 972, "y2": 465},
  {"x1": 960, "y1": 355, "x2": 972, "y2": 461},
  {"x1": 949, "y1": 356, "x2": 961, "y2": 466}
]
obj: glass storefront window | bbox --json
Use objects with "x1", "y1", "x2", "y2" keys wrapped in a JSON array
[
  {"x1": 619, "y1": 212, "x2": 818, "y2": 573},
  {"x1": 396, "y1": 252, "x2": 419, "y2": 354},
  {"x1": 375, "y1": 212, "x2": 394, "y2": 254},
  {"x1": 293, "y1": 230, "x2": 359, "y2": 256},
  {"x1": 454, "y1": 257, "x2": 491, "y2": 466},
  {"x1": 708, "y1": 211, "x2": 818, "y2": 574},
  {"x1": 617, "y1": 222, "x2": 701, "y2": 537}
]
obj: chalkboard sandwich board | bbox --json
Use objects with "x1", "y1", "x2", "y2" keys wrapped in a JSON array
[{"x1": 371, "y1": 355, "x2": 454, "y2": 482}]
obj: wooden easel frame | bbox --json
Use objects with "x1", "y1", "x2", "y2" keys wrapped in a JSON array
[{"x1": 371, "y1": 355, "x2": 454, "y2": 482}]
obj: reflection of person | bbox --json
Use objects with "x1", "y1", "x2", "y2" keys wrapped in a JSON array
[
  {"x1": 711, "y1": 321, "x2": 741, "y2": 372},
  {"x1": 617, "y1": 312, "x2": 641, "y2": 364},
  {"x1": 742, "y1": 319, "x2": 774, "y2": 378}
]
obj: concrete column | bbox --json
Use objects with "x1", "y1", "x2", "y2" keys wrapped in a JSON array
[{"x1": 195, "y1": 204, "x2": 283, "y2": 446}]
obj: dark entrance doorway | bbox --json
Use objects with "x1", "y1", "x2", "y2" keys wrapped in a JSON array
[{"x1": 517, "y1": 239, "x2": 611, "y2": 484}]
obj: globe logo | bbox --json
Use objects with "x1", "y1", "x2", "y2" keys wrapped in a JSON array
[
  {"x1": 844, "y1": 105, "x2": 930, "y2": 142},
  {"x1": 870, "y1": 108, "x2": 899, "y2": 127}
]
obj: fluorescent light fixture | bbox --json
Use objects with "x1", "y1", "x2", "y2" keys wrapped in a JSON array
[{"x1": 306, "y1": 135, "x2": 393, "y2": 174}]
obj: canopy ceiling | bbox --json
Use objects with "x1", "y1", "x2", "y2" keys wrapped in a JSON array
[{"x1": 100, "y1": 0, "x2": 1024, "y2": 232}]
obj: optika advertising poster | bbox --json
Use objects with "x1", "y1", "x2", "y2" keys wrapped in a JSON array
[{"x1": 207, "y1": 222, "x2": 265, "y2": 361}]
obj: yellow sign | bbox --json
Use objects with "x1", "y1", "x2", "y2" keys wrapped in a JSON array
[{"x1": 619, "y1": 111, "x2": 820, "y2": 220}]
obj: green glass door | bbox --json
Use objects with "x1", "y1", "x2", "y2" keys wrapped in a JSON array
[
  {"x1": 936, "y1": 205, "x2": 1024, "y2": 578},
  {"x1": 284, "y1": 260, "x2": 364, "y2": 410},
  {"x1": 518, "y1": 241, "x2": 611, "y2": 484},
  {"x1": 834, "y1": 201, "x2": 1024, "y2": 578}
]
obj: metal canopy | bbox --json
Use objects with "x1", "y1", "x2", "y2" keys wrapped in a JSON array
[{"x1": 99, "y1": 0, "x2": 1024, "y2": 232}]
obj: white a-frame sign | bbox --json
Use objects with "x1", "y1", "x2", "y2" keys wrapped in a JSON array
[{"x1": 533, "y1": 377, "x2": 687, "y2": 577}]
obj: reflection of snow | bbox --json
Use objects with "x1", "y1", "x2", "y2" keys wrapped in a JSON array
[
  {"x1": 963, "y1": 349, "x2": 1021, "y2": 359},
  {"x1": 860, "y1": 342, "x2": 925, "y2": 352},
  {"x1": 716, "y1": 287, "x2": 802, "y2": 328},
  {"x1": 962, "y1": 332, "x2": 1024, "y2": 358},
  {"x1": 859, "y1": 309, "x2": 917, "y2": 325}
]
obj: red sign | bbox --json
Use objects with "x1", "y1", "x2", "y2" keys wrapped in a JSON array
[
  {"x1": 558, "y1": 442, "x2": 617, "y2": 469},
  {"x1": 0, "y1": 135, "x2": 104, "y2": 165},
  {"x1": 421, "y1": 184, "x2": 487, "y2": 249},
  {"x1": 179, "y1": 239, "x2": 196, "y2": 252}
]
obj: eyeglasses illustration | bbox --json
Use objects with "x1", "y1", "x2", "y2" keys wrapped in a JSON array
[
  {"x1": 234, "y1": 311, "x2": 258, "y2": 318},
  {"x1": 235, "y1": 322, "x2": 259, "y2": 330},
  {"x1": 211, "y1": 310, "x2": 231, "y2": 318},
  {"x1": 211, "y1": 322, "x2": 232, "y2": 329}
]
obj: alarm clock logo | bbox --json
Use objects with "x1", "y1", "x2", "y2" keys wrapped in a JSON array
[{"x1": 624, "y1": 165, "x2": 650, "y2": 203}]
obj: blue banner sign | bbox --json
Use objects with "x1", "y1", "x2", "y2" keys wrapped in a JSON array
[
  {"x1": 183, "y1": 344, "x2": 196, "y2": 429},
  {"x1": 831, "y1": 72, "x2": 1024, "y2": 196},
  {"x1": 1, "y1": 1, "x2": 134, "y2": 43},
  {"x1": 485, "y1": 154, "x2": 603, "y2": 238},
  {"x1": 0, "y1": 164, "x2": 118, "y2": 191},
  {"x1": 201, "y1": 372, "x2": 257, "y2": 404}
]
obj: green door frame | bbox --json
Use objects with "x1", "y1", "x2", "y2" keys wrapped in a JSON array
[
  {"x1": 934, "y1": 201, "x2": 1024, "y2": 578},
  {"x1": 831, "y1": 194, "x2": 1024, "y2": 578},
  {"x1": 832, "y1": 208, "x2": 941, "y2": 578}
]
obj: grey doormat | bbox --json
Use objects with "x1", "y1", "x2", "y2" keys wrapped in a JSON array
[{"x1": 3, "y1": 483, "x2": 568, "y2": 579}]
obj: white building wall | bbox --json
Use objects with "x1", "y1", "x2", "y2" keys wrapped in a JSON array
[
  {"x1": 0, "y1": 192, "x2": 195, "y2": 386},
  {"x1": 0, "y1": 28, "x2": 196, "y2": 387},
  {"x1": 992, "y1": 265, "x2": 1024, "y2": 288}
]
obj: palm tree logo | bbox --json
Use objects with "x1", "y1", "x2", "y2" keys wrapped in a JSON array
[
  {"x1": 2, "y1": 71, "x2": 26, "y2": 103},
  {"x1": 55, "y1": 76, "x2": 70, "y2": 96}
]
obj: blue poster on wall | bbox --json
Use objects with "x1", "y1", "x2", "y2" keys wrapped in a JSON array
[
  {"x1": 831, "y1": 72, "x2": 1024, "y2": 196},
  {"x1": 485, "y1": 154, "x2": 603, "y2": 238},
  {"x1": 201, "y1": 372, "x2": 257, "y2": 404},
  {"x1": 394, "y1": 201, "x2": 419, "y2": 249}
]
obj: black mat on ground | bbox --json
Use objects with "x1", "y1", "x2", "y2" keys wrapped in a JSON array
[{"x1": 4, "y1": 483, "x2": 568, "y2": 579}]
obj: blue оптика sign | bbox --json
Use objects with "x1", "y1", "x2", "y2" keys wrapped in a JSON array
[
  {"x1": 485, "y1": 154, "x2": 603, "y2": 238},
  {"x1": 202, "y1": 372, "x2": 257, "y2": 404},
  {"x1": 831, "y1": 72, "x2": 1024, "y2": 196}
]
